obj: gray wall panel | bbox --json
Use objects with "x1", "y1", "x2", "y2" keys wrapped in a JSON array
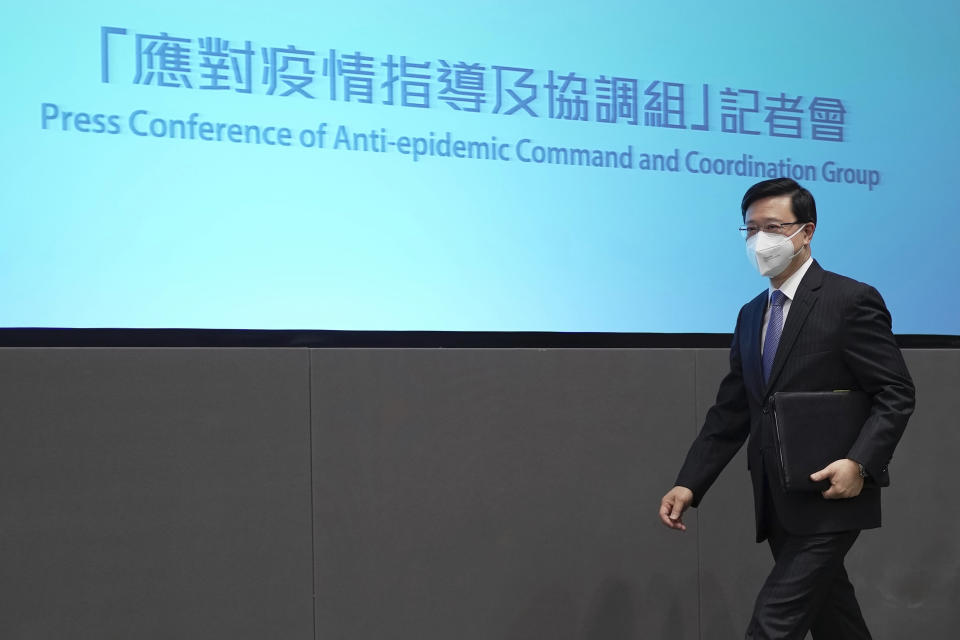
[
  {"x1": 311, "y1": 349, "x2": 700, "y2": 640},
  {"x1": 0, "y1": 348, "x2": 313, "y2": 640},
  {"x1": 1, "y1": 346, "x2": 955, "y2": 639},
  {"x1": 845, "y1": 349, "x2": 960, "y2": 637}
]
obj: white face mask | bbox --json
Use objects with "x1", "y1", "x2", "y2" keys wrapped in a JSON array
[{"x1": 745, "y1": 226, "x2": 806, "y2": 278}]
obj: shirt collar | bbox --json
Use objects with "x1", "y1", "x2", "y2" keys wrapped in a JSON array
[{"x1": 769, "y1": 256, "x2": 814, "y2": 303}]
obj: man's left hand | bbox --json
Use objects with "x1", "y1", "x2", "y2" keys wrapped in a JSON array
[{"x1": 810, "y1": 459, "x2": 864, "y2": 499}]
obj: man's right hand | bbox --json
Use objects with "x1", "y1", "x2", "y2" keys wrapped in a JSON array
[{"x1": 659, "y1": 486, "x2": 694, "y2": 531}]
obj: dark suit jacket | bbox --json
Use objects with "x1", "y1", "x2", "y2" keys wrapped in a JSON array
[{"x1": 675, "y1": 260, "x2": 915, "y2": 541}]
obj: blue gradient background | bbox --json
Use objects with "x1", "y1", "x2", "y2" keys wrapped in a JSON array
[{"x1": 1, "y1": 1, "x2": 957, "y2": 332}]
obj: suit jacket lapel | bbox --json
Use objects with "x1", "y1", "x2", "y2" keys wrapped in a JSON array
[
  {"x1": 741, "y1": 290, "x2": 768, "y2": 403},
  {"x1": 764, "y1": 261, "x2": 824, "y2": 393}
]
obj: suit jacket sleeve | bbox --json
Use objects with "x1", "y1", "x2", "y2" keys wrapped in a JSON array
[
  {"x1": 674, "y1": 306, "x2": 753, "y2": 507},
  {"x1": 842, "y1": 285, "x2": 915, "y2": 480}
]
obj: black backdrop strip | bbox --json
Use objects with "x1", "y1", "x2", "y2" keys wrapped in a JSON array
[{"x1": 0, "y1": 328, "x2": 956, "y2": 349}]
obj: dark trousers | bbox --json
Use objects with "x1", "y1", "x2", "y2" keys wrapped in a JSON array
[{"x1": 745, "y1": 495, "x2": 872, "y2": 639}]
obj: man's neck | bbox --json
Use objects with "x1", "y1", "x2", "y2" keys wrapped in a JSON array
[{"x1": 770, "y1": 249, "x2": 811, "y2": 289}]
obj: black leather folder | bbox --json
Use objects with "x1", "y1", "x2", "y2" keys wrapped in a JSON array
[{"x1": 770, "y1": 390, "x2": 879, "y2": 492}]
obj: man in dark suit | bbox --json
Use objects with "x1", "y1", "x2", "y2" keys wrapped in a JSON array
[{"x1": 658, "y1": 178, "x2": 915, "y2": 639}]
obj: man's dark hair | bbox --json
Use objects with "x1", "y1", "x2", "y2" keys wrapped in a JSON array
[{"x1": 740, "y1": 177, "x2": 817, "y2": 225}]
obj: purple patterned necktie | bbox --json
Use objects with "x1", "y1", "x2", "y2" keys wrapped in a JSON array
[{"x1": 762, "y1": 290, "x2": 787, "y2": 384}]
